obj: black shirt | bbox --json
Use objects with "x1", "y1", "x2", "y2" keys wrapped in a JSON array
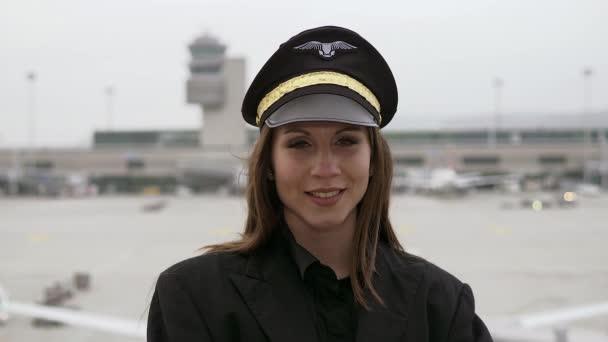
[{"x1": 283, "y1": 228, "x2": 356, "y2": 342}]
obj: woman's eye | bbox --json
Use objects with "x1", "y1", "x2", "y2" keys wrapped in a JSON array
[
  {"x1": 287, "y1": 140, "x2": 310, "y2": 149},
  {"x1": 336, "y1": 137, "x2": 359, "y2": 146}
]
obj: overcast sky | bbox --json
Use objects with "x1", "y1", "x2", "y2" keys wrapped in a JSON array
[{"x1": 1, "y1": 0, "x2": 607, "y2": 147}]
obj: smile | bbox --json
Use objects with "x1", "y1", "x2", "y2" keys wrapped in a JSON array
[
  {"x1": 305, "y1": 189, "x2": 345, "y2": 206},
  {"x1": 310, "y1": 190, "x2": 341, "y2": 198}
]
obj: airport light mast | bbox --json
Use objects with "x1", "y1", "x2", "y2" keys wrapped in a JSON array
[
  {"x1": 489, "y1": 78, "x2": 503, "y2": 149},
  {"x1": 26, "y1": 71, "x2": 37, "y2": 150},
  {"x1": 105, "y1": 86, "x2": 115, "y2": 131},
  {"x1": 582, "y1": 67, "x2": 593, "y2": 183}
]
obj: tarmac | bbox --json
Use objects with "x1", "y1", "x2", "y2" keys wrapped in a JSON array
[{"x1": 1, "y1": 192, "x2": 607, "y2": 341}]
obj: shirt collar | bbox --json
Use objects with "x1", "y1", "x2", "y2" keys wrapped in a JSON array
[{"x1": 281, "y1": 225, "x2": 319, "y2": 279}]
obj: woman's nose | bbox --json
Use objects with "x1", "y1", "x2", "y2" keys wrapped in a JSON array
[{"x1": 310, "y1": 149, "x2": 341, "y2": 178}]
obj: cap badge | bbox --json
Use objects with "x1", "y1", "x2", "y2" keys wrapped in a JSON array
[{"x1": 293, "y1": 41, "x2": 357, "y2": 60}]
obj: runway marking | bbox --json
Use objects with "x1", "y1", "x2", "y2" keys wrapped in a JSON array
[
  {"x1": 27, "y1": 233, "x2": 50, "y2": 242},
  {"x1": 489, "y1": 224, "x2": 512, "y2": 236}
]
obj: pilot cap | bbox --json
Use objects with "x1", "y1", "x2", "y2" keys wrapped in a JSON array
[{"x1": 241, "y1": 26, "x2": 398, "y2": 129}]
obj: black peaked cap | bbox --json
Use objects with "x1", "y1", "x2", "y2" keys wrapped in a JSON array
[{"x1": 241, "y1": 26, "x2": 398, "y2": 128}]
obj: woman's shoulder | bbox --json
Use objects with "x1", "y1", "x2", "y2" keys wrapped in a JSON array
[
  {"x1": 381, "y1": 245, "x2": 465, "y2": 297},
  {"x1": 158, "y1": 250, "x2": 248, "y2": 283},
  {"x1": 382, "y1": 246, "x2": 492, "y2": 341}
]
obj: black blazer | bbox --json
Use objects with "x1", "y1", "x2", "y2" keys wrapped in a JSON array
[{"x1": 147, "y1": 233, "x2": 493, "y2": 342}]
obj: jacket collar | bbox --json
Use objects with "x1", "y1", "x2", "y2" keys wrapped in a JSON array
[
  {"x1": 230, "y1": 234, "x2": 318, "y2": 342},
  {"x1": 229, "y1": 233, "x2": 423, "y2": 342}
]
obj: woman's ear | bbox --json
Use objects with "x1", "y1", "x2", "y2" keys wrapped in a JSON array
[{"x1": 267, "y1": 170, "x2": 275, "y2": 181}]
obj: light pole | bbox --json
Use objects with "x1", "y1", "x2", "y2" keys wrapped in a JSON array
[
  {"x1": 26, "y1": 71, "x2": 37, "y2": 149},
  {"x1": 582, "y1": 67, "x2": 593, "y2": 183},
  {"x1": 105, "y1": 86, "x2": 115, "y2": 130},
  {"x1": 489, "y1": 78, "x2": 503, "y2": 148}
]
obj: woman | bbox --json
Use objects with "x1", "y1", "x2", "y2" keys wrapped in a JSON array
[{"x1": 147, "y1": 26, "x2": 493, "y2": 342}]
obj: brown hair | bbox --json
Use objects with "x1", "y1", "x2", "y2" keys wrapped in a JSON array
[{"x1": 206, "y1": 125, "x2": 403, "y2": 308}]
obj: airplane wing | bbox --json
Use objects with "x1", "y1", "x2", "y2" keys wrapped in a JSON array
[
  {"x1": 516, "y1": 300, "x2": 608, "y2": 328},
  {"x1": 6, "y1": 301, "x2": 145, "y2": 339},
  {"x1": 488, "y1": 300, "x2": 608, "y2": 342}
]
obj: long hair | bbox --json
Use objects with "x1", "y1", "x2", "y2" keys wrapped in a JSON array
[{"x1": 205, "y1": 125, "x2": 403, "y2": 308}]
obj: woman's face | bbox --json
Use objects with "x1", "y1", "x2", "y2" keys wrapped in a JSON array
[{"x1": 271, "y1": 121, "x2": 372, "y2": 232}]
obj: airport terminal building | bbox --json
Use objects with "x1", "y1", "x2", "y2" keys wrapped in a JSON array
[
  {"x1": 1, "y1": 113, "x2": 607, "y2": 195},
  {"x1": 1, "y1": 33, "x2": 607, "y2": 195},
  {"x1": 87, "y1": 113, "x2": 608, "y2": 176}
]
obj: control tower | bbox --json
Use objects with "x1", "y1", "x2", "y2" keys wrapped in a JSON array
[{"x1": 186, "y1": 34, "x2": 246, "y2": 148}]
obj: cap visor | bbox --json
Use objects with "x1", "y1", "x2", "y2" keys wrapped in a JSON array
[{"x1": 265, "y1": 93, "x2": 378, "y2": 128}]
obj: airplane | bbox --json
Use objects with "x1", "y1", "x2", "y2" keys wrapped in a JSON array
[
  {"x1": 1, "y1": 282, "x2": 607, "y2": 341},
  {"x1": 393, "y1": 167, "x2": 520, "y2": 195}
]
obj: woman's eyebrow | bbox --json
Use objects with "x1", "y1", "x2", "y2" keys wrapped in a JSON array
[
  {"x1": 335, "y1": 127, "x2": 365, "y2": 134},
  {"x1": 283, "y1": 127, "x2": 310, "y2": 136}
]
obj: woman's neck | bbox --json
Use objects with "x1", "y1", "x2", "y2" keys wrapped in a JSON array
[{"x1": 283, "y1": 209, "x2": 356, "y2": 279}]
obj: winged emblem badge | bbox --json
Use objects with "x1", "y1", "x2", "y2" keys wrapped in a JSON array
[{"x1": 293, "y1": 41, "x2": 358, "y2": 59}]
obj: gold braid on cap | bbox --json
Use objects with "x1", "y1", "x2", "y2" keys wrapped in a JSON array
[{"x1": 256, "y1": 71, "x2": 381, "y2": 126}]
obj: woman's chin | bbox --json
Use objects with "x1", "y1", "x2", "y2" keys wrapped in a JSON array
[
  {"x1": 283, "y1": 205, "x2": 357, "y2": 233},
  {"x1": 301, "y1": 216, "x2": 350, "y2": 232}
]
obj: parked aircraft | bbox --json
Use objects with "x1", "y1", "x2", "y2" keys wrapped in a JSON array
[{"x1": 393, "y1": 167, "x2": 519, "y2": 195}]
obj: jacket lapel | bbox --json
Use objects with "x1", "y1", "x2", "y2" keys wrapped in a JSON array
[
  {"x1": 230, "y1": 236, "x2": 319, "y2": 342},
  {"x1": 355, "y1": 243, "x2": 422, "y2": 342},
  {"x1": 230, "y1": 236, "x2": 422, "y2": 342}
]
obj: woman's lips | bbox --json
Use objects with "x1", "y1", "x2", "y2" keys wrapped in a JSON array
[{"x1": 305, "y1": 189, "x2": 345, "y2": 207}]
